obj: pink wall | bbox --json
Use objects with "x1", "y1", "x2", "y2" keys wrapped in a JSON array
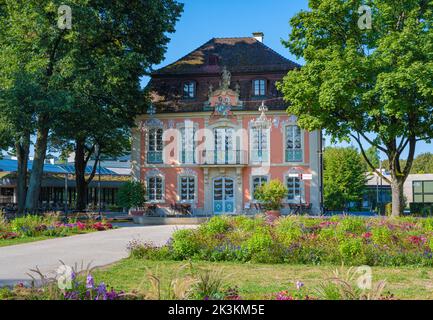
[{"x1": 140, "y1": 115, "x2": 312, "y2": 208}]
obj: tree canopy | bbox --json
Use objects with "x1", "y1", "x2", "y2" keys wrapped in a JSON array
[
  {"x1": 278, "y1": 0, "x2": 433, "y2": 215},
  {"x1": 0, "y1": 0, "x2": 184, "y2": 212},
  {"x1": 323, "y1": 147, "x2": 367, "y2": 211}
]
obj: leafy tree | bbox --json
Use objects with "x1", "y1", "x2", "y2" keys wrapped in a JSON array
[
  {"x1": 411, "y1": 153, "x2": 433, "y2": 174},
  {"x1": 278, "y1": 0, "x2": 433, "y2": 216},
  {"x1": 117, "y1": 181, "x2": 146, "y2": 209},
  {"x1": 254, "y1": 180, "x2": 288, "y2": 211},
  {"x1": 323, "y1": 147, "x2": 367, "y2": 211},
  {"x1": 0, "y1": 71, "x2": 54, "y2": 213},
  {"x1": 0, "y1": 0, "x2": 183, "y2": 212},
  {"x1": 362, "y1": 146, "x2": 380, "y2": 172}
]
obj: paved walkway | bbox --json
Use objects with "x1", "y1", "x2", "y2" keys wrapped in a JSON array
[{"x1": 0, "y1": 225, "x2": 195, "y2": 287}]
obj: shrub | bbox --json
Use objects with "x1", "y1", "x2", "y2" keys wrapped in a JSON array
[
  {"x1": 200, "y1": 216, "x2": 231, "y2": 236},
  {"x1": 339, "y1": 238, "x2": 364, "y2": 262},
  {"x1": 241, "y1": 227, "x2": 275, "y2": 262},
  {"x1": 275, "y1": 217, "x2": 302, "y2": 246},
  {"x1": 232, "y1": 215, "x2": 265, "y2": 232},
  {"x1": 254, "y1": 180, "x2": 288, "y2": 211},
  {"x1": 172, "y1": 229, "x2": 201, "y2": 260},
  {"x1": 116, "y1": 181, "x2": 146, "y2": 209},
  {"x1": 371, "y1": 226, "x2": 392, "y2": 245},
  {"x1": 337, "y1": 217, "x2": 366, "y2": 234},
  {"x1": 11, "y1": 215, "x2": 46, "y2": 237},
  {"x1": 127, "y1": 240, "x2": 172, "y2": 260}
]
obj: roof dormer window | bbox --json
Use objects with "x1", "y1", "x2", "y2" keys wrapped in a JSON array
[
  {"x1": 183, "y1": 81, "x2": 196, "y2": 99},
  {"x1": 253, "y1": 79, "x2": 266, "y2": 97},
  {"x1": 208, "y1": 54, "x2": 219, "y2": 66}
]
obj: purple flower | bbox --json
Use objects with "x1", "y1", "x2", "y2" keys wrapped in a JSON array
[
  {"x1": 296, "y1": 281, "x2": 304, "y2": 290},
  {"x1": 106, "y1": 288, "x2": 122, "y2": 300},
  {"x1": 86, "y1": 274, "x2": 95, "y2": 289},
  {"x1": 96, "y1": 282, "x2": 107, "y2": 300},
  {"x1": 64, "y1": 291, "x2": 79, "y2": 300}
]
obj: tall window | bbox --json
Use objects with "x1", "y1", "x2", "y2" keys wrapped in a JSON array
[
  {"x1": 253, "y1": 79, "x2": 266, "y2": 96},
  {"x1": 180, "y1": 124, "x2": 195, "y2": 164},
  {"x1": 148, "y1": 176, "x2": 164, "y2": 202},
  {"x1": 285, "y1": 125, "x2": 303, "y2": 162},
  {"x1": 252, "y1": 176, "x2": 269, "y2": 201},
  {"x1": 214, "y1": 128, "x2": 235, "y2": 164},
  {"x1": 287, "y1": 176, "x2": 304, "y2": 202},
  {"x1": 413, "y1": 181, "x2": 433, "y2": 203},
  {"x1": 148, "y1": 128, "x2": 163, "y2": 164},
  {"x1": 179, "y1": 176, "x2": 195, "y2": 202},
  {"x1": 251, "y1": 127, "x2": 269, "y2": 162},
  {"x1": 183, "y1": 81, "x2": 196, "y2": 99}
]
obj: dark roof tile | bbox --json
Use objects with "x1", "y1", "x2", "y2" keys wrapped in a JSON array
[{"x1": 153, "y1": 37, "x2": 300, "y2": 75}]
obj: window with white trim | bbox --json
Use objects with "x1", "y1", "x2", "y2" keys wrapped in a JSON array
[
  {"x1": 147, "y1": 176, "x2": 164, "y2": 202},
  {"x1": 179, "y1": 176, "x2": 195, "y2": 202},
  {"x1": 180, "y1": 124, "x2": 196, "y2": 164},
  {"x1": 285, "y1": 125, "x2": 303, "y2": 162},
  {"x1": 250, "y1": 126, "x2": 269, "y2": 162},
  {"x1": 252, "y1": 176, "x2": 269, "y2": 201},
  {"x1": 286, "y1": 176, "x2": 304, "y2": 202},
  {"x1": 148, "y1": 128, "x2": 163, "y2": 164},
  {"x1": 253, "y1": 79, "x2": 266, "y2": 96}
]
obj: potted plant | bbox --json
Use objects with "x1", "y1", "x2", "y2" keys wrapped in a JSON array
[{"x1": 254, "y1": 180, "x2": 288, "y2": 218}]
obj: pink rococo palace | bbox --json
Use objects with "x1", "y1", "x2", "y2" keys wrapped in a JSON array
[{"x1": 131, "y1": 33, "x2": 323, "y2": 216}]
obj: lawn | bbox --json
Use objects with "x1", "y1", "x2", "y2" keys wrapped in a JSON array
[
  {"x1": 0, "y1": 235, "x2": 55, "y2": 247},
  {"x1": 93, "y1": 258, "x2": 433, "y2": 300},
  {"x1": 0, "y1": 230, "x2": 95, "y2": 248}
]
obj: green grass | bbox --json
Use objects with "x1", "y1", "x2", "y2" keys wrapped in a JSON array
[
  {"x1": 93, "y1": 258, "x2": 433, "y2": 300},
  {"x1": 0, "y1": 230, "x2": 95, "y2": 248},
  {"x1": 0, "y1": 236, "x2": 54, "y2": 247}
]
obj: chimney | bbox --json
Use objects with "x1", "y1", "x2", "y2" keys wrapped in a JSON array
[{"x1": 253, "y1": 32, "x2": 264, "y2": 43}]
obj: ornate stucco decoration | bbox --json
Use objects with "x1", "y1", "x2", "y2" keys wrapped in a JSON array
[
  {"x1": 179, "y1": 168, "x2": 198, "y2": 176},
  {"x1": 204, "y1": 66, "x2": 244, "y2": 119},
  {"x1": 146, "y1": 168, "x2": 165, "y2": 178}
]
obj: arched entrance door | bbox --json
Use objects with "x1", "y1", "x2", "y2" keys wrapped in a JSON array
[{"x1": 213, "y1": 177, "x2": 235, "y2": 214}]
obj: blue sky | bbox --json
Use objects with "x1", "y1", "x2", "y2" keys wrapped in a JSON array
[{"x1": 144, "y1": 0, "x2": 431, "y2": 160}]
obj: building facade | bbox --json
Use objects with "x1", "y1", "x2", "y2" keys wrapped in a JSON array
[
  {"x1": 132, "y1": 35, "x2": 322, "y2": 215},
  {"x1": 365, "y1": 172, "x2": 433, "y2": 213}
]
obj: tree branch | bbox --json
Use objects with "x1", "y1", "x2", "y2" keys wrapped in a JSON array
[
  {"x1": 357, "y1": 131, "x2": 388, "y2": 153},
  {"x1": 350, "y1": 133, "x2": 392, "y2": 184}
]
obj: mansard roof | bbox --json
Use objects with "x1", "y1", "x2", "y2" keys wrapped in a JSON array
[{"x1": 152, "y1": 37, "x2": 300, "y2": 76}]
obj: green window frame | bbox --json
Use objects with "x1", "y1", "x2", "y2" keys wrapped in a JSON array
[{"x1": 285, "y1": 125, "x2": 303, "y2": 162}]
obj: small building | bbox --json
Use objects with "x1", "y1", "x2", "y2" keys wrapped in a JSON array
[
  {"x1": 132, "y1": 34, "x2": 323, "y2": 216},
  {"x1": 0, "y1": 159, "x2": 128, "y2": 211},
  {"x1": 364, "y1": 172, "x2": 433, "y2": 213}
]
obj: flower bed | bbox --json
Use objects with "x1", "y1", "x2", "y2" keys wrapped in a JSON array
[
  {"x1": 0, "y1": 214, "x2": 113, "y2": 243},
  {"x1": 128, "y1": 215, "x2": 433, "y2": 267}
]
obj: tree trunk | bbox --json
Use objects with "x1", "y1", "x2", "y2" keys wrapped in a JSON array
[
  {"x1": 390, "y1": 179, "x2": 405, "y2": 217},
  {"x1": 75, "y1": 139, "x2": 88, "y2": 211},
  {"x1": 15, "y1": 134, "x2": 30, "y2": 214},
  {"x1": 25, "y1": 119, "x2": 49, "y2": 213}
]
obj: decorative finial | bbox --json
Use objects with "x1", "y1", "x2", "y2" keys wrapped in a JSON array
[
  {"x1": 259, "y1": 101, "x2": 268, "y2": 114},
  {"x1": 254, "y1": 101, "x2": 270, "y2": 127},
  {"x1": 147, "y1": 104, "x2": 156, "y2": 117}
]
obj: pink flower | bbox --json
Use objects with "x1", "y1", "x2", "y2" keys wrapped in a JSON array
[
  {"x1": 408, "y1": 235, "x2": 426, "y2": 245},
  {"x1": 363, "y1": 232, "x2": 372, "y2": 239}
]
